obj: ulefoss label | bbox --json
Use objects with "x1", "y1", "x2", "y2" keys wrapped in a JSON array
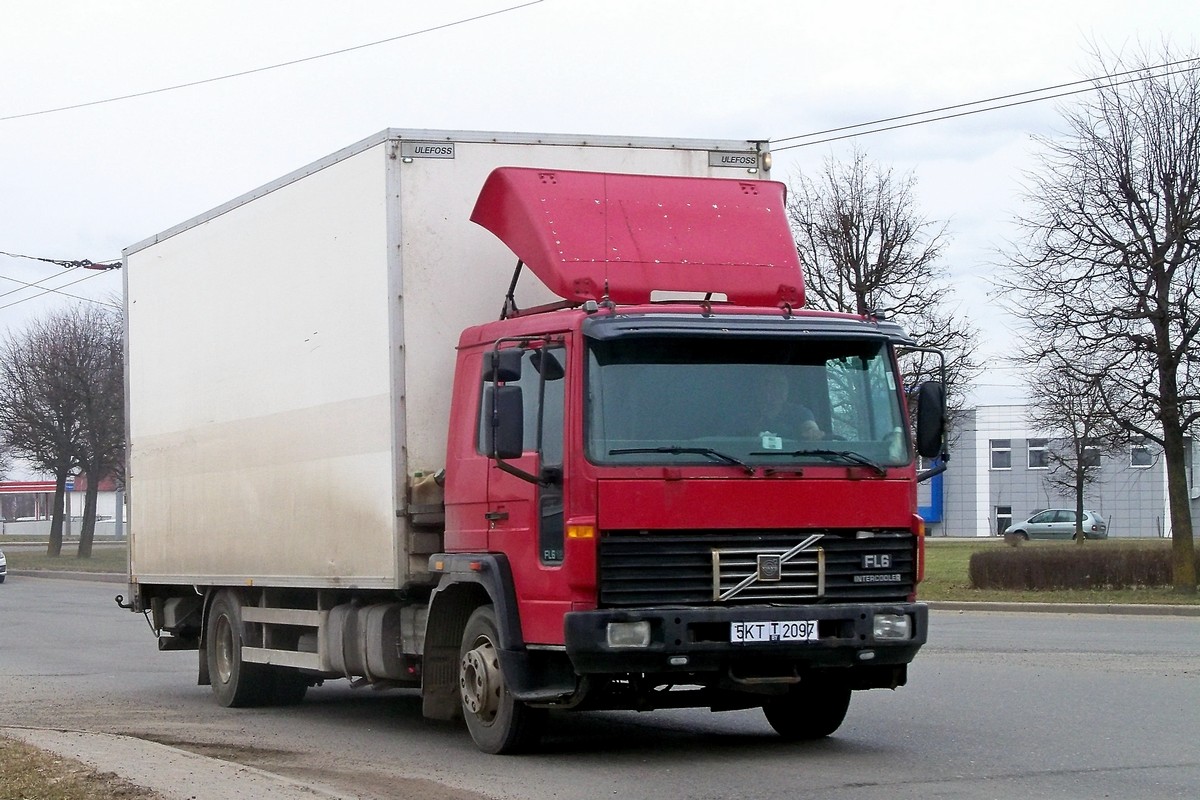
[{"x1": 401, "y1": 142, "x2": 456, "y2": 159}]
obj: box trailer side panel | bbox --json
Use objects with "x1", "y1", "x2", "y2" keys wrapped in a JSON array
[
  {"x1": 126, "y1": 130, "x2": 770, "y2": 589},
  {"x1": 126, "y1": 144, "x2": 399, "y2": 587}
]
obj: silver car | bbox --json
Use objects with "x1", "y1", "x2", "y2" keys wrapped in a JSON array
[
  {"x1": 0, "y1": 548, "x2": 6, "y2": 583},
  {"x1": 1007, "y1": 509, "x2": 1109, "y2": 540}
]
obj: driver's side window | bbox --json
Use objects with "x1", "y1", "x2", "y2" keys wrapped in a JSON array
[{"x1": 475, "y1": 345, "x2": 565, "y2": 463}]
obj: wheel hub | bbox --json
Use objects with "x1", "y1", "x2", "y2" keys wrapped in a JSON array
[
  {"x1": 214, "y1": 615, "x2": 234, "y2": 684},
  {"x1": 460, "y1": 640, "x2": 501, "y2": 719}
]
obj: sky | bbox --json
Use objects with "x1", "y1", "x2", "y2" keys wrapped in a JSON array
[{"x1": 2, "y1": 0, "x2": 1199, "y2": 417}]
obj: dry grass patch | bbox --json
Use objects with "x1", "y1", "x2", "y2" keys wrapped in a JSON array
[{"x1": 0, "y1": 736, "x2": 161, "y2": 800}]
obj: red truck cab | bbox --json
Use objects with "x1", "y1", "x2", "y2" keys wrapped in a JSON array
[{"x1": 423, "y1": 167, "x2": 945, "y2": 752}]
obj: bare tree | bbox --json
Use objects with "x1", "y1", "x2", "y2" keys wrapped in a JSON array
[
  {"x1": 0, "y1": 304, "x2": 124, "y2": 558},
  {"x1": 788, "y1": 147, "x2": 980, "y2": 423},
  {"x1": 1000, "y1": 45, "x2": 1199, "y2": 591},
  {"x1": 1026, "y1": 364, "x2": 1123, "y2": 544},
  {"x1": 69, "y1": 306, "x2": 124, "y2": 558},
  {"x1": 0, "y1": 315, "x2": 82, "y2": 556}
]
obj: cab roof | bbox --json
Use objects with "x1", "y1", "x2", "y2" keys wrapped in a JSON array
[{"x1": 470, "y1": 167, "x2": 805, "y2": 307}]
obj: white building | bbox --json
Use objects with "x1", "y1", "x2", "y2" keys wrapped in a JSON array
[{"x1": 926, "y1": 405, "x2": 1197, "y2": 538}]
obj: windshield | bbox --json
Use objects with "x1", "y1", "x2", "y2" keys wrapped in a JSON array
[{"x1": 586, "y1": 335, "x2": 911, "y2": 469}]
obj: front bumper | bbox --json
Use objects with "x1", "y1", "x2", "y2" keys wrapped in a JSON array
[{"x1": 564, "y1": 602, "x2": 927, "y2": 675}]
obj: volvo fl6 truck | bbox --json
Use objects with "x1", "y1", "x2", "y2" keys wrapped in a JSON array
[{"x1": 121, "y1": 129, "x2": 946, "y2": 753}]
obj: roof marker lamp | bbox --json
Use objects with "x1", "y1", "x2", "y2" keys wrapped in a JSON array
[
  {"x1": 873, "y1": 613, "x2": 912, "y2": 641},
  {"x1": 606, "y1": 620, "x2": 651, "y2": 649}
]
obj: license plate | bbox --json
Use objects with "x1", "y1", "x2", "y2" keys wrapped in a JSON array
[{"x1": 731, "y1": 620, "x2": 818, "y2": 643}]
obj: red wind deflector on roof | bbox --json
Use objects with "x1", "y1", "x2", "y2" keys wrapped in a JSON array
[{"x1": 469, "y1": 167, "x2": 805, "y2": 307}]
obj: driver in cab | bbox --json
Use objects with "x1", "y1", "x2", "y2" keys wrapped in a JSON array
[{"x1": 754, "y1": 372, "x2": 824, "y2": 442}]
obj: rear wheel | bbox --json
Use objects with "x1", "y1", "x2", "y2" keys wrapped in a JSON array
[
  {"x1": 206, "y1": 590, "x2": 272, "y2": 707},
  {"x1": 458, "y1": 605, "x2": 545, "y2": 754},
  {"x1": 762, "y1": 680, "x2": 852, "y2": 740}
]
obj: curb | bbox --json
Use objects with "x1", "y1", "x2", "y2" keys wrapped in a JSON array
[
  {"x1": 926, "y1": 600, "x2": 1200, "y2": 616},
  {"x1": 1, "y1": 726, "x2": 357, "y2": 800},
  {"x1": 8, "y1": 570, "x2": 126, "y2": 584}
]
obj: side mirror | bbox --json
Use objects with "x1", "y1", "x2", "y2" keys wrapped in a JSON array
[
  {"x1": 530, "y1": 348, "x2": 564, "y2": 381},
  {"x1": 915, "y1": 381, "x2": 945, "y2": 459},
  {"x1": 484, "y1": 349, "x2": 523, "y2": 383},
  {"x1": 484, "y1": 385, "x2": 524, "y2": 460}
]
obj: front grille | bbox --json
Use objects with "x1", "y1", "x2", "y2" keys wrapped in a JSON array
[{"x1": 598, "y1": 529, "x2": 915, "y2": 607}]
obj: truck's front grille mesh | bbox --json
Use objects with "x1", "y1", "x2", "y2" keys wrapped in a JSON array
[{"x1": 598, "y1": 529, "x2": 915, "y2": 607}]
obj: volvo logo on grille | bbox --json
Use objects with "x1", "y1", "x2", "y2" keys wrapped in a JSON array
[
  {"x1": 757, "y1": 554, "x2": 783, "y2": 581},
  {"x1": 713, "y1": 534, "x2": 825, "y2": 601}
]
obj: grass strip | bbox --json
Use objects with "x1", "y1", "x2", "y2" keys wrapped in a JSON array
[
  {"x1": 921, "y1": 538, "x2": 1199, "y2": 604},
  {"x1": 3, "y1": 545, "x2": 127, "y2": 574}
]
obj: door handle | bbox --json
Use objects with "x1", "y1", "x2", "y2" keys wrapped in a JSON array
[{"x1": 485, "y1": 512, "x2": 509, "y2": 522}]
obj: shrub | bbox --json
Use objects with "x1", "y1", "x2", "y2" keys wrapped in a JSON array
[{"x1": 968, "y1": 543, "x2": 1198, "y2": 591}]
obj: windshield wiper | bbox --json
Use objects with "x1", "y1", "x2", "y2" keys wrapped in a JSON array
[
  {"x1": 609, "y1": 446, "x2": 754, "y2": 474},
  {"x1": 750, "y1": 448, "x2": 888, "y2": 476}
]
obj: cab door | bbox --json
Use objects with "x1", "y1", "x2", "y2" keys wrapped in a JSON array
[{"x1": 482, "y1": 340, "x2": 569, "y2": 644}]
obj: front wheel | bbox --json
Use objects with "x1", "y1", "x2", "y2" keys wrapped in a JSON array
[
  {"x1": 762, "y1": 680, "x2": 852, "y2": 740},
  {"x1": 458, "y1": 605, "x2": 545, "y2": 754}
]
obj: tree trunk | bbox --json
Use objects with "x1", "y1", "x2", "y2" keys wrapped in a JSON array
[
  {"x1": 46, "y1": 471, "x2": 67, "y2": 557},
  {"x1": 1158, "y1": 356, "x2": 1197, "y2": 592},
  {"x1": 78, "y1": 466, "x2": 100, "y2": 559},
  {"x1": 1075, "y1": 475, "x2": 1086, "y2": 546},
  {"x1": 1162, "y1": 425, "x2": 1197, "y2": 593}
]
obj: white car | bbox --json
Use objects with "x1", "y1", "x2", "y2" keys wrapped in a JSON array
[
  {"x1": 0, "y1": 548, "x2": 6, "y2": 583},
  {"x1": 1007, "y1": 509, "x2": 1109, "y2": 540}
]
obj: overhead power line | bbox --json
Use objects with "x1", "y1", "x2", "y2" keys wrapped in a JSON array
[
  {"x1": 0, "y1": 251, "x2": 123, "y2": 311},
  {"x1": 0, "y1": 250, "x2": 120, "y2": 271},
  {"x1": 0, "y1": 269, "x2": 119, "y2": 312},
  {"x1": 771, "y1": 57, "x2": 1200, "y2": 152},
  {"x1": 0, "y1": 1, "x2": 544, "y2": 123}
]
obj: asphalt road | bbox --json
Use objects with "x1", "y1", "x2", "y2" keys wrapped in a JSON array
[{"x1": 1, "y1": 575, "x2": 1197, "y2": 799}]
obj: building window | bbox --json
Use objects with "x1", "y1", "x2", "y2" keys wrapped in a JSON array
[
  {"x1": 1130, "y1": 437, "x2": 1154, "y2": 468},
  {"x1": 990, "y1": 439, "x2": 1012, "y2": 470},
  {"x1": 995, "y1": 505, "x2": 1012, "y2": 536},
  {"x1": 1082, "y1": 440, "x2": 1102, "y2": 468},
  {"x1": 1027, "y1": 438, "x2": 1049, "y2": 469}
]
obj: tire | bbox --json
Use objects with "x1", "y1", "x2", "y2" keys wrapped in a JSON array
[
  {"x1": 458, "y1": 605, "x2": 545, "y2": 754},
  {"x1": 762, "y1": 680, "x2": 852, "y2": 740},
  {"x1": 206, "y1": 590, "x2": 272, "y2": 708}
]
